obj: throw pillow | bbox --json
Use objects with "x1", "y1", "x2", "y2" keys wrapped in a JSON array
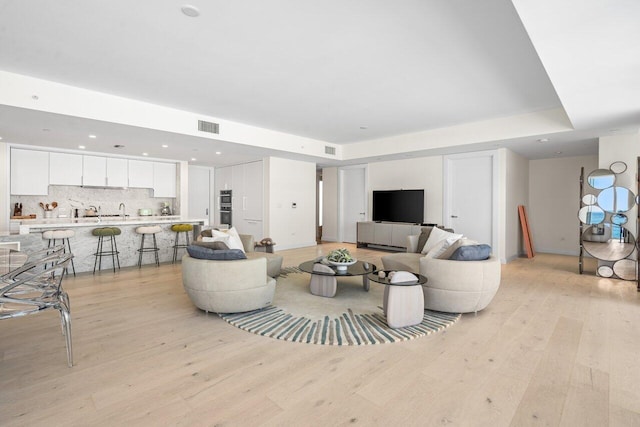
[
  {"x1": 437, "y1": 237, "x2": 478, "y2": 259},
  {"x1": 427, "y1": 236, "x2": 464, "y2": 259},
  {"x1": 200, "y1": 229, "x2": 213, "y2": 238},
  {"x1": 186, "y1": 245, "x2": 247, "y2": 260},
  {"x1": 416, "y1": 227, "x2": 433, "y2": 254},
  {"x1": 225, "y1": 227, "x2": 246, "y2": 253},
  {"x1": 193, "y1": 237, "x2": 230, "y2": 250},
  {"x1": 421, "y1": 227, "x2": 462, "y2": 254},
  {"x1": 209, "y1": 228, "x2": 245, "y2": 252},
  {"x1": 449, "y1": 244, "x2": 492, "y2": 261}
]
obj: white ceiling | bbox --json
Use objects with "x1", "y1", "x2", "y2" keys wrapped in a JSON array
[{"x1": 0, "y1": 0, "x2": 638, "y2": 166}]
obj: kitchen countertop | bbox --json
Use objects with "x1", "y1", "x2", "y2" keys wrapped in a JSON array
[{"x1": 10, "y1": 215, "x2": 207, "y2": 233}]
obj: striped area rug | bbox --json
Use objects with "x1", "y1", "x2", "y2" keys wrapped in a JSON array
[{"x1": 219, "y1": 306, "x2": 460, "y2": 346}]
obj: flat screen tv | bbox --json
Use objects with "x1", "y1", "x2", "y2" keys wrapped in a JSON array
[{"x1": 372, "y1": 189, "x2": 424, "y2": 224}]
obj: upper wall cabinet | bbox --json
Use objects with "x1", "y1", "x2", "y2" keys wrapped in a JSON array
[
  {"x1": 11, "y1": 148, "x2": 50, "y2": 195},
  {"x1": 128, "y1": 160, "x2": 154, "y2": 188},
  {"x1": 49, "y1": 152, "x2": 83, "y2": 186},
  {"x1": 106, "y1": 158, "x2": 128, "y2": 187},
  {"x1": 153, "y1": 162, "x2": 177, "y2": 198},
  {"x1": 81, "y1": 156, "x2": 128, "y2": 187},
  {"x1": 82, "y1": 155, "x2": 107, "y2": 186}
]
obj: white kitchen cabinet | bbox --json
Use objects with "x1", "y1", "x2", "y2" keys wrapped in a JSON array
[
  {"x1": 82, "y1": 155, "x2": 107, "y2": 186},
  {"x1": 231, "y1": 164, "x2": 244, "y2": 213},
  {"x1": 49, "y1": 152, "x2": 83, "y2": 186},
  {"x1": 215, "y1": 166, "x2": 232, "y2": 191},
  {"x1": 10, "y1": 148, "x2": 49, "y2": 195},
  {"x1": 106, "y1": 158, "x2": 128, "y2": 187},
  {"x1": 153, "y1": 162, "x2": 177, "y2": 198},
  {"x1": 128, "y1": 159, "x2": 154, "y2": 188},
  {"x1": 243, "y1": 161, "x2": 263, "y2": 221}
]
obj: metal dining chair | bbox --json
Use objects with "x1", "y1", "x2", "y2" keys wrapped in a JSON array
[{"x1": 0, "y1": 252, "x2": 74, "y2": 367}]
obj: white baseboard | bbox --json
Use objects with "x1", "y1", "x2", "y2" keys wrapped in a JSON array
[
  {"x1": 276, "y1": 241, "x2": 317, "y2": 251},
  {"x1": 321, "y1": 236, "x2": 338, "y2": 242}
]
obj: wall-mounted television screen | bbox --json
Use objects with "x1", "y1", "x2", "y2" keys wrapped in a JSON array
[{"x1": 372, "y1": 189, "x2": 424, "y2": 224}]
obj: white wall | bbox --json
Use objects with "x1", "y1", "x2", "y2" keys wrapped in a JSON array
[
  {"x1": 321, "y1": 167, "x2": 339, "y2": 242},
  {"x1": 367, "y1": 156, "x2": 443, "y2": 225},
  {"x1": 265, "y1": 157, "x2": 316, "y2": 250},
  {"x1": 503, "y1": 149, "x2": 530, "y2": 261},
  {"x1": 529, "y1": 155, "x2": 598, "y2": 256}
]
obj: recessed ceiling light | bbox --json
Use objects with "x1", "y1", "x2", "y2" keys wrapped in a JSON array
[
  {"x1": 215, "y1": 151, "x2": 221, "y2": 155},
  {"x1": 161, "y1": 144, "x2": 168, "y2": 148},
  {"x1": 114, "y1": 145, "x2": 125, "y2": 148},
  {"x1": 78, "y1": 145, "x2": 86, "y2": 149},
  {"x1": 555, "y1": 151, "x2": 563, "y2": 155},
  {"x1": 32, "y1": 95, "x2": 39, "y2": 100},
  {"x1": 360, "y1": 126, "x2": 368, "y2": 130},
  {"x1": 181, "y1": 5, "x2": 200, "y2": 17},
  {"x1": 42, "y1": 128, "x2": 50, "y2": 132},
  {"x1": 89, "y1": 134, "x2": 97, "y2": 139},
  {"x1": 142, "y1": 152, "x2": 148, "y2": 156},
  {"x1": 191, "y1": 158, "x2": 197, "y2": 161},
  {"x1": 537, "y1": 138, "x2": 549, "y2": 143}
]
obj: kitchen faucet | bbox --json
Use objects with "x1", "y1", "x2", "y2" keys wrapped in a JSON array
[{"x1": 119, "y1": 203, "x2": 126, "y2": 219}]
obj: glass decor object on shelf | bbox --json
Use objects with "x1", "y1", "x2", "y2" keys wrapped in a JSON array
[
  {"x1": 587, "y1": 169, "x2": 616, "y2": 190},
  {"x1": 581, "y1": 224, "x2": 636, "y2": 261},
  {"x1": 597, "y1": 186, "x2": 636, "y2": 213},
  {"x1": 582, "y1": 194, "x2": 597, "y2": 205},
  {"x1": 578, "y1": 205, "x2": 605, "y2": 225},
  {"x1": 610, "y1": 161, "x2": 628, "y2": 174},
  {"x1": 611, "y1": 213, "x2": 628, "y2": 225}
]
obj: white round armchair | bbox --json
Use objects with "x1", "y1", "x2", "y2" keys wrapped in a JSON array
[
  {"x1": 182, "y1": 255, "x2": 276, "y2": 314},
  {"x1": 419, "y1": 256, "x2": 501, "y2": 314}
]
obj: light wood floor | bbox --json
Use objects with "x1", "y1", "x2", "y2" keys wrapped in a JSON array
[{"x1": 1, "y1": 243, "x2": 639, "y2": 426}]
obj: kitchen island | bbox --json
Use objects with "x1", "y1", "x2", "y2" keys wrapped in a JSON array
[{"x1": 1, "y1": 216, "x2": 207, "y2": 273}]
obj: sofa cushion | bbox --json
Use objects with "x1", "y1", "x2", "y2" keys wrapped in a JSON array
[
  {"x1": 416, "y1": 227, "x2": 433, "y2": 255},
  {"x1": 421, "y1": 227, "x2": 462, "y2": 254},
  {"x1": 449, "y1": 244, "x2": 492, "y2": 261},
  {"x1": 426, "y1": 236, "x2": 463, "y2": 259},
  {"x1": 437, "y1": 237, "x2": 479, "y2": 259},
  {"x1": 186, "y1": 245, "x2": 247, "y2": 260},
  {"x1": 193, "y1": 238, "x2": 230, "y2": 250},
  {"x1": 207, "y1": 228, "x2": 245, "y2": 252}
]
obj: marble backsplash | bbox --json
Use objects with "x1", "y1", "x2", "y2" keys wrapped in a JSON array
[{"x1": 11, "y1": 185, "x2": 176, "y2": 218}]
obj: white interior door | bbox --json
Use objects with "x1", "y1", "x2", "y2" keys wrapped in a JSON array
[
  {"x1": 188, "y1": 166, "x2": 211, "y2": 223},
  {"x1": 340, "y1": 166, "x2": 367, "y2": 243},
  {"x1": 444, "y1": 152, "x2": 496, "y2": 249}
]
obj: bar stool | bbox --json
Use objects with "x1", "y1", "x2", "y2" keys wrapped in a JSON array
[
  {"x1": 92, "y1": 227, "x2": 121, "y2": 274},
  {"x1": 42, "y1": 229, "x2": 76, "y2": 276},
  {"x1": 171, "y1": 223, "x2": 193, "y2": 263},
  {"x1": 136, "y1": 225, "x2": 162, "y2": 267}
]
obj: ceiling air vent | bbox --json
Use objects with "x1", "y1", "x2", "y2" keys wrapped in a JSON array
[
  {"x1": 325, "y1": 146, "x2": 336, "y2": 155},
  {"x1": 198, "y1": 120, "x2": 219, "y2": 134}
]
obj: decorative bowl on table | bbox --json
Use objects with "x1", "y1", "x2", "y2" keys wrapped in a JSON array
[
  {"x1": 326, "y1": 259, "x2": 357, "y2": 271},
  {"x1": 325, "y1": 248, "x2": 356, "y2": 272}
]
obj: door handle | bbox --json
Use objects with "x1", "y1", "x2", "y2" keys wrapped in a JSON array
[
  {"x1": 359, "y1": 212, "x2": 365, "y2": 215},
  {"x1": 451, "y1": 215, "x2": 458, "y2": 218},
  {"x1": 206, "y1": 208, "x2": 209, "y2": 215}
]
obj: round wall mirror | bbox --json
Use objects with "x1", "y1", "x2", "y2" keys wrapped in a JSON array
[
  {"x1": 612, "y1": 213, "x2": 628, "y2": 225},
  {"x1": 587, "y1": 169, "x2": 616, "y2": 189},
  {"x1": 597, "y1": 186, "x2": 636, "y2": 213},
  {"x1": 613, "y1": 259, "x2": 637, "y2": 281},
  {"x1": 609, "y1": 161, "x2": 627, "y2": 174},
  {"x1": 597, "y1": 265, "x2": 614, "y2": 278},
  {"x1": 581, "y1": 225, "x2": 636, "y2": 261},
  {"x1": 578, "y1": 205, "x2": 605, "y2": 225},
  {"x1": 582, "y1": 194, "x2": 597, "y2": 205}
]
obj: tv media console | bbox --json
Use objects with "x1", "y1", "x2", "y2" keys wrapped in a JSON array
[{"x1": 356, "y1": 221, "x2": 425, "y2": 251}]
